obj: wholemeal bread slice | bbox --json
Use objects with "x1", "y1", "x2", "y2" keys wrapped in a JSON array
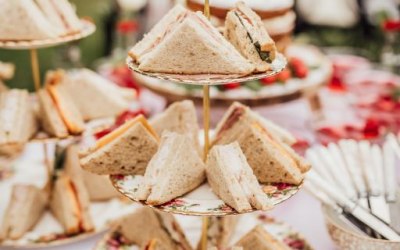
[
  {"x1": 150, "y1": 100, "x2": 200, "y2": 153},
  {"x1": 197, "y1": 216, "x2": 239, "y2": 249},
  {"x1": 80, "y1": 115, "x2": 159, "y2": 175},
  {"x1": 0, "y1": 185, "x2": 47, "y2": 240},
  {"x1": 37, "y1": 89, "x2": 69, "y2": 138},
  {"x1": 0, "y1": 0, "x2": 59, "y2": 40},
  {"x1": 235, "y1": 225, "x2": 291, "y2": 250},
  {"x1": 64, "y1": 69, "x2": 135, "y2": 120},
  {"x1": 134, "y1": 132, "x2": 205, "y2": 205},
  {"x1": 224, "y1": 2, "x2": 277, "y2": 72},
  {"x1": 206, "y1": 142, "x2": 271, "y2": 213},
  {"x1": 117, "y1": 207, "x2": 192, "y2": 250},
  {"x1": 50, "y1": 173, "x2": 94, "y2": 234}
]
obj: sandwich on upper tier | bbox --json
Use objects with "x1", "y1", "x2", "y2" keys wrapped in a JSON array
[
  {"x1": 38, "y1": 70, "x2": 85, "y2": 138},
  {"x1": 0, "y1": 185, "x2": 47, "y2": 241},
  {"x1": 0, "y1": 89, "x2": 38, "y2": 155},
  {"x1": 213, "y1": 102, "x2": 310, "y2": 185},
  {"x1": 150, "y1": 100, "x2": 200, "y2": 153},
  {"x1": 235, "y1": 225, "x2": 291, "y2": 250},
  {"x1": 63, "y1": 145, "x2": 121, "y2": 201},
  {"x1": 50, "y1": 172, "x2": 94, "y2": 235},
  {"x1": 116, "y1": 207, "x2": 192, "y2": 250},
  {"x1": 0, "y1": 0, "x2": 82, "y2": 41},
  {"x1": 63, "y1": 69, "x2": 136, "y2": 121},
  {"x1": 206, "y1": 142, "x2": 272, "y2": 213},
  {"x1": 129, "y1": 5, "x2": 255, "y2": 75},
  {"x1": 197, "y1": 216, "x2": 239, "y2": 249},
  {"x1": 225, "y1": 1, "x2": 277, "y2": 72},
  {"x1": 80, "y1": 115, "x2": 160, "y2": 175},
  {"x1": 133, "y1": 132, "x2": 205, "y2": 205}
]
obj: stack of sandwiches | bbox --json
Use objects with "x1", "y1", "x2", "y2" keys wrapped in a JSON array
[
  {"x1": 115, "y1": 207, "x2": 192, "y2": 250},
  {"x1": 0, "y1": 89, "x2": 38, "y2": 155},
  {"x1": 213, "y1": 102, "x2": 310, "y2": 185},
  {"x1": 129, "y1": 2, "x2": 278, "y2": 75},
  {"x1": 235, "y1": 225, "x2": 291, "y2": 250},
  {"x1": 37, "y1": 69, "x2": 135, "y2": 138},
  {"x1": 0, "y1": 0, "x2": 82, "y2": 41},
  {"x1": 197, "y1": 216, "x2": 239, "y2": 249}
]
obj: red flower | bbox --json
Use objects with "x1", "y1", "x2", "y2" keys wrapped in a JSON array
[
  {"x1": 117, "y1": 20, "x2": 138, "y2": 33},
  {"x1": 275, "y1": 183, "x2": 292, "y2": 190},
  {"x1": 284, "y1": 237, "x2": 305, "y2": 249},
  {"x1": 362, "y1": 118, "x2": 381, "y2": 139},
  {"x1": 383, "y1": 19, "x2": 400, "y2": 32}
]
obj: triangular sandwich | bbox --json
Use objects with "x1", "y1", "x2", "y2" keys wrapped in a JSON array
[
  {"x1": 50, "y1": 172, "x2": 94, "y2": 235},
  {"x1": 80, "y1": 115, "x2": 159, "y2": 175},
  {"x1": 133, "y1": 132, "x2": 205, "y2": 205},
  {"x1": 0, "y1": 89, "x2": 38, "y2": 155},
  {"x1": 129, "y1": 5, "x2": 254, "y2": 75},
  {"x1": 225, "y1": 2, "x2": 277, "y2": 72},
  {"x1": 46, "y1": 0, "x2": 82, "y2": 34},
  {"x1": 206, "y1": 142, "x2": 272, "y2": 213},
  {"x1": 63, "y1": 69, "x2": 136, "y2": 120},
  {"x1": 235, "y1": 225, "x2": 291, "y2": 250},
  {"x1": 0, "y1": 185, "x2": 47, "y2": 240},
  {"x1": 116, "y1": 207, "x2": 192, "y2": 250},
  {"x1": 38, "y1": 70, "x2": 85, "y2": 138},
  {"x1": 197, "y1": 216, "x2": 239, "y2": 249}
]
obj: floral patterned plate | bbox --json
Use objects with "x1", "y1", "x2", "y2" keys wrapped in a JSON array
[
  {"x1": 110, "y1": 174, "x2": 301, "y2": 216},
  {"x1": 94, "y1": 212, "x2": 313, "y2": 250}
]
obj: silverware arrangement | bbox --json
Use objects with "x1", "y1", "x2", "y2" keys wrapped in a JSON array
[{"x1": 305, "y1": 134, "x2": 400, "y2": 241}]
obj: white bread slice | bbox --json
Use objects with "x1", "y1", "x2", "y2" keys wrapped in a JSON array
[
  {"x1": 206, "y1": 142, "x2": 271, "y2": 213},
  {"x1": 129, "y1": 5, "x2": 188, "y2": 62},
  {"x1": 64, "y1": 69, "x2": 134, "y2": 120},
  {"x1": 235, "y1": 225, "x2": 291, "y2": 250},
  {"x1": 0, "y1": 0, "x2": 59, "y2": 40},
  {"x1": 0, "y1": 89, "x2": 38, "y2": 154},
  {"x1": 117, "y1": 207, "x2": 191, "y2": 250},
  {"x1": 0, "y1": 185, "x2": 47, "y2": 240},
  {"x1": 135, "y1": 132, "x2": 205, "y2": 205},
  {"x1": 34, "y1": 0, "x2": 67, "y2": 36},
  {"x1": 50, "y1": 173, "x2": 94, "y2": 234},
  {"x1": 224, "y1": 2, "x2": 277, "y2": 72},
  {"x1": 49, "y1": 0, "x2": 82, "y2": 34},
  {"x1": 37, "y1": 89, "x2": 69, "y2": 138},
  {"x1": 45, "y1": 70, "x2": 85, "y2": 135},
  {"x1": 137, "y1": 12, "x2": 254, "y2": 75},
  {"x1": 80, "y1": 115, "x2": 159, "y2": 175},
  {"x1": 150, "y1": 100, "x2": 200, "y2": 153},
  {"x1": 197, "y1": 216, "x2": 239, "y2": 249},
  {"x1": 64, "y1": 145, "x2": 120, "y2": 201}
]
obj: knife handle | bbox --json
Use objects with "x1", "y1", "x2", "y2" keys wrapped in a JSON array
[
  {"x1": 371, "y1": 145, "x2": 384, "y2": 195},
  {"x1": 359, "y1": 141, "x2": 379, "y2": 195},
  {"x1": 306, "y1": 150, "x2": 337, "y2": 186},
  {"x1": 383, "y1": 140, "x2": 397, "y2": 202}
]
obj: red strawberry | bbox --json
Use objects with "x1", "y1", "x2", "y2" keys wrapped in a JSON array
[
  {"x1": 290, "y1": 57, "x2": 308, "y2": 78},
  {"x1": 261, "y1": 75, "x2": 277, "y2": 85},
  {"x1": 224, "y1": 82, "x2": 241, "y2": 90},
  {"x1": 277, "y1": 68, "x2": 292, "y2": 82}
]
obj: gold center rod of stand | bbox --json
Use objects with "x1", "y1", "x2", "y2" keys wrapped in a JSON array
[
  {"x1": 201, "y1": 1, "x2": 211, "y2": 250},
  {"x1": 30, "y1": 49, "x2": 41, "y2": 91}
]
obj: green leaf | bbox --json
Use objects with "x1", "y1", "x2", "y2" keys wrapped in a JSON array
[{"x1": 245, "y1": 80, "x2": 263, "y2": 91}]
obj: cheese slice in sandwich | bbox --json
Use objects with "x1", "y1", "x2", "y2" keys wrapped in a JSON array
[
  {"x1": 0, "y1": 185, "x2": 47, "y2": 241},
  {"x1": 50, "y1": 173, "x2": 94, "y2": 235},
  {"x1": 63, "y1": 68, "x2": 135, "y2": 120},
  {"x1": 133, "y1": 132, "x2": 205, "y2": 205},
  {"x1": 235, "y1": 225, "x2": 291, "y2": 250},
  {"x1": 197, "y1": 216, "x2": 239, "y2": 249},
  {"x1": 129, "y1": 5, "x2": 254, "y2": 75},
  {"x1": 206, "y1": 142, "x2": 272, "y2": 213},
  {"x1": 80, "y1": 115, "x2": 159, "y2": 175},
  {"x1": 0, "y1": 89, "x2": 38, "y2": 155},
  {"x1": 117, "y1": 207, "x2": 192, "y2": 250},
  {"x1": 0, "y1": 0, "x2": 59, "y2": 40},
  {"x1": 150, "y1": 100, "x2": 200, "y2": 153},
  {"x1": 225, "y1": 1, "x2": 277, "y2": 72},
  {"x1": 64, "y1": 145, "x2": 121, "y2": 201}
]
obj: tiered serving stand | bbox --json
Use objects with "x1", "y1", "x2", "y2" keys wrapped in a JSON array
[{"x1": 110, "y1": 1, "x2": 306, "y2": 249}]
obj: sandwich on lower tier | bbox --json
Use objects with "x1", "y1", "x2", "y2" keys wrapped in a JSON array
[
  {"x1": 50, "y1": 173, "x2": 94, "y2": 235},
  {"x1": 225, "y1": 2, "x2": 277, "y2": 72},
  {"x1": 0, "y1": 89, "x2": 38, "y2": 155},
  {"x1": 116, "y1": 207, "x2": 192, "y2": 250},
  {"x1": 63, "y1": 145, "x2": 121, "y2": 201},
  {"x1": 0, "y1": 185, "x2": 47, "y2": 241},
  {"x1": 38, "y1": 70, "x2": 85, "y2": 138},
  {"x1": 235, "y1": 225, "x2": 291, "y2": 250},
  {"x1": 206, "y1": 142, "x2": 272, "y2": 213},
  {"x1": 129, "y1": 5, "x2": 254, "y2": 75},
  {"x1": 197, "y1": 216, "x2": 239, "y2": 249},
  {"x1": 142, "y1": 239, "x2": 168, "y2": 250},
  {"x1": 133, "y1": 132, "x2": 205, "y2": 205},
  {"x1": 63, "y1": 69, "x2": 136, "y2": 120},
  {"x1": 80, "y1": 115, "x2": 159, "y2": 175},
  {"x1": 213, "y1": 102, "x2": 309, "y2": 185},
  {"x1": 150, "y1": 100, "x2": 200, "y2": 153},
  {"x1": 208, "y1": 247, "x2": 243, "y2": 250}
]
